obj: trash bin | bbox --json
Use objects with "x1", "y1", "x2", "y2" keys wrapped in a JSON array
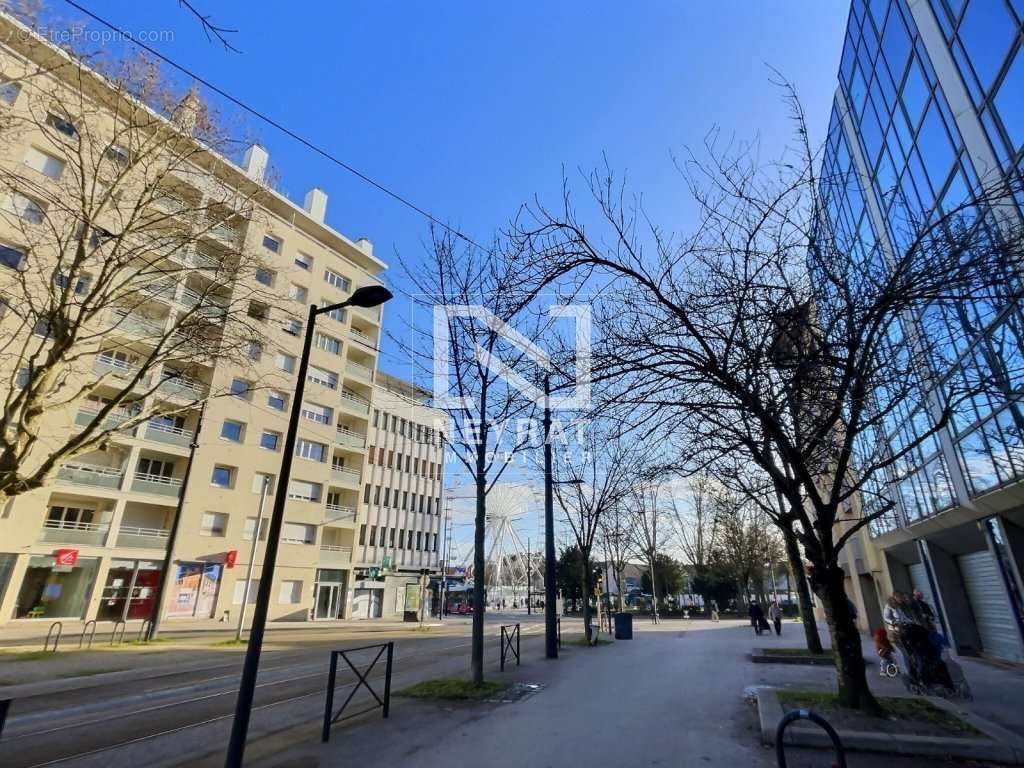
[{"x1": 614, "y1": 612, "x2": 633, "y2": 640}]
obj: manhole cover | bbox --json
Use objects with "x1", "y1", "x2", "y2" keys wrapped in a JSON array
[{"x1": 490, "y1": 682, "x2": 545, "y2": 703}]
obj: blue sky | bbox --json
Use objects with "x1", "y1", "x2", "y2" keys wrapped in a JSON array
[{"x1": 51, "y1": 0, "x2": 850, "y2": 381}]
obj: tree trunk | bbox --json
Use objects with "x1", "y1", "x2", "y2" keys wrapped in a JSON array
[
  {"x1": 816, "y1": 563, "x2": 880, "y2": 714},
  {"x1": 615, "y1": 564, "x2": 625, "y2": 613},
  {"x1": 648, "y1": 554, "x2": 659, "y2": 623},
  {"x1": 581, "y1": 553, "x2": 594, "y2": 643},
  {"x1": 784, "y1": 522, "x2": 823, "y2": 654},
  {"x1": 470, "y1": 470, "x2": 486, "y2": 686}
]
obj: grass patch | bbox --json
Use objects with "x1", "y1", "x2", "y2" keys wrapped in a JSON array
[
  {"x1": 396, "y1": 678, "x2": 508, "y2": 700},
  {"x1": 760, "y1": 647, "x2": 831, "y2": 657},
  {"x1": 777, "y1": 690, "x2": 984, "y2": 737},
  {"x1": 210, "y1": 639, "x2": 248, "y2": 647}
]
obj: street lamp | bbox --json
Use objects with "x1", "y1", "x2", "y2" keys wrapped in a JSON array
[{"x1": 225, "y1": 284, "x2": 392, "y2": 768}]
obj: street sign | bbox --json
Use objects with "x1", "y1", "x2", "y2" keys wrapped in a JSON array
[
  {"x1": 225, "y1": 550, "x2": 238, "y2": 569},
  {"x1": 54, "y1": 548, "x2": 78, "y2": 567}
]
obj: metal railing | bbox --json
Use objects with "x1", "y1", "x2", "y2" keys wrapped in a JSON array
[
  {"x1": 40, "y1": 519, "x2": 110, "y2": 546},
  {"x1": 324, "y1": 504, "x2": 356, "y2": 521},
  {"x1": 322, "y1": 642, "x2": 393, "y2": 743},
  {"x1": 349, "y1": 328, "x2": 374, "y2": 347},
  {"x1": 56, "y1": 463, "x2": 124, "y2": 490},
  {"x1": 145, "y1": 420, "x2": 194, "y2": 447},
  {"x1": 330, "y1": 466, "x2": 361, "y2": 484},
  {"x1": 500, "y1": 623, "x2": 520, "y2": 671},
  {"x1": 116, "y1": 525, "x2": 170, "y2": 549},
  {"x1": 334, "y1": 428, "x2": 366, "y2": 449},
  {"x1": 109, "y1": 309, "x2": 166, "y2": 338},
  {"x1": 345, "y1": 362, "x2": 374, "y2": 382},
  {"x1": 339, "y1": 391, "x2": 370, "y2": 414},
  {"x1": 775, "y1": 710, "x2": 846, "y2": 768},
  {"x1": 158, "y1": 373, "x2": 209, "y2": 399}
]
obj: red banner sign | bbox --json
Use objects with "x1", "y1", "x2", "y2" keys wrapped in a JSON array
[
  {"x1": 54, "y1": 548, "x2": 79, "y2": 567},
  {"x1": 225, "y1": 550, "x2": 238, "y2": 569}
]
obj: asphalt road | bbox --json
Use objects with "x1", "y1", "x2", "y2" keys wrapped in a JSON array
[{"x1": 0, "y1": 614, "x2": 550, "y2": 768}]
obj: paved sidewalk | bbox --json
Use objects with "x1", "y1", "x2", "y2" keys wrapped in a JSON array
[{"x1": 253, "y1": 619, "x2": 1014, "y2": 767}]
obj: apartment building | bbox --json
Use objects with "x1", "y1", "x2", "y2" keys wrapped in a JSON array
[
  {"x1": 350, "y1": 372, "x2": 445, "y2": 619},
  {"x1": 0, "y1": 14, "x2": 388, "y2": 626},
  {"x1": 820, "y1": 0, "x2": 1024, "y2": 660}
]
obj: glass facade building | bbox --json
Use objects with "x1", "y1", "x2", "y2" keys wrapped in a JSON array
[{"x1": 820, "y1": 0, "x2": 1024, "y2": 661}]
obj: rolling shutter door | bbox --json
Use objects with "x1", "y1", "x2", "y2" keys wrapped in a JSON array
[
  {"x1": 957, "y1": 550, "x2": 1024, "y2": 662},
  {"x1": 908, "y1": 562, "x2": 936, "y2": 613}
]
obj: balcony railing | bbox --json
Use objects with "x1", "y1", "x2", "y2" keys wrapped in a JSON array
[
  {"x1": 115, "y1": 525, "x2": 170, "y2": 549},
  {"x1": 330, "y1": 466, "x2": 361, "y2": 485},
  {"x1": 152, "y1": 193, "x2": 189, "y2": 216},
  {"x1": 109, "y1": 310, "x2": 166, "y2": 338},
  {"x1": 131, "y1": 471, "x2": 183, "y2": 497},
  {"x1": 145, "y1": 421, "x2": 194, "y2": 448},
  {"x1": 158, "y1": 373, "x2": 209, "y2": 400},
  {"x1": 349, "y1": 328, "x2": 375, "y2": 348},
  {"x1": 200, "y1": 215, "x2": 239, "y2": 244},
  {"x1": 339, "y1": 391, "x2": 370, "y2": 415},
  {"x1": 56, "y1": 462, "x2": 124, "y2": 490},
  {"x1": 74, "y1": 407, "x2": 136, "y2": 433},
  {"x1": 191, "y1": 249, "x2": 221, "y2": 271},
  {"x1": 141, "y1": 279, "x2": 178, "y2": 301},
  {"x1": 38, "y1": 520, "x2": 109, "y2": 547},
  {"x1": 345, "y1": 362, "x2": 374, "y2": 383},
  {"x1": 319, "y1": 544, "x2": 353, "y2": 565},
  {"x1": 335, "y1": 428, "x2": 366, "y2": 449},
  {"x1": 324, "y1": 504, "x2": 357, "y2": 523}
]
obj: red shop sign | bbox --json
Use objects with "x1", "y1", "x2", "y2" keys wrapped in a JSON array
[
  {"x1": 225, "y1": 550, "x2": 238, "y2": 569},
  {"x1": 54, "y1": 548, "x2": 79, "y2": 567}
]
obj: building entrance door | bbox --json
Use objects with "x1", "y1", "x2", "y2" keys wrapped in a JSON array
[{"x1": 314, "y1": 584, "x2": 341, "y2": 620}]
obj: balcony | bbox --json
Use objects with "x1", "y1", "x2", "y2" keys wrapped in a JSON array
[
  {"x1": 38, "y1": 520, "x2": 109, "y2": 547},
  {"x1": 158, "y1": 373, "x2": 209, "y2": 400},
  {"x1": 74, "y1": 407, "x2": 135, "y2": 433},
  {"x1": 152, "y1": 193, "x2": 189, "y2": 216},
  {"x1": 141, "y1": 278, "x2": 178, "y2": 302},
  {"x1": 56, "y1": 462, "x2": 124, "y2": 490},
  {"x1": 330, "y1": 466, "x2": 361, "y2": 486},
  {"x1": 115, "y1": 525, "x2": 170, "y2": 549},
  {"x1": 324, "y1": 504, "x2": 356, "y2": 523},
  {"x1": 144, "y1": 421, "x2": 193, "y2": 448},
  {"x1": 338, "y1": 391, "x2": 370, "y2": 415},
  {"x1": 335, "y1": 428, "x2": 366, "y2": 450},
  {"x1": 190, "y1": 249, "x2": 221, "y2": 271},
  {"x1": 353, "y1": 305, "x2": 380, "y2": 324},
  {"x1": 93, "y1": 355, "x2": 148, "y2": 386},
  {"x1": 109, "y1": 310, "x2": 166, "y2": 339},
  {"x1": 345, "y1": 362, "x2": 374, "y2": 383},
  {"x1": 130, "y1": 471, "x2": 183, "y2": 498},
  {"x1": 349, "y1": 328, "x2": 375, "y2": 348},
  {"x1": 200, "y1": 215, "x2": 239, "y2": 245},
  {"x1": 318, "y1": 544, "x2": 353, "y2": 566}
]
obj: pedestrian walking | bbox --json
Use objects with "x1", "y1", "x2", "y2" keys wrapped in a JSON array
[
  {"x1": 748, "y1": 601, "x2": 765, "y2": 635},
  {"x1": 710, "y1": 599, "x2": 720, "y2": 623},
  {"x1": 768, "y1": 600, "x2": 783, "y2": 636}
]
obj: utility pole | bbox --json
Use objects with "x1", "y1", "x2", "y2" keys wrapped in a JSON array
[
  {"x1": 543, "y1": 373, "x2": 558, "y2": 659},
  {"x1": 526, "y1": 537, "x2": 532, "y2": 615},
  {"x1": 236, "y1": 474, "x2": 270, "y2": 642}
]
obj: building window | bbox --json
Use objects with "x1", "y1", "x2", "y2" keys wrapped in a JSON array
[
  {"x1": 262, "y1": 234, "x2": 281, "y2": 253},
  {"x1": 211, "y1": 465, "x2": 234, "y2": 488},
  {"x1": 220, "y1": 420, "x2": 245, "y2": 442},
  {"x1": 373, "y1": 485, "x2": 381, "y2": 504},
  {"x1": 47, "y1": 505, "x2": 96, "y2": 527},
  {"x1": 255, "y1": 268, "x2": 275, "y2": 287},
  {"x1": 243, "y1": 516, "x2": 268, "y2": 541},
  {"x1": 289, "y1": 283, "x2": 308, "y2": 302},
  {"x1": 247, "y1": 341, "x2": 263, "y2": 361},
  {"x1": 4, "y1": 192, "x2": 46, "y2": 224},
  {"x1": 295, "y1": 252, "x2": 312, "y2": 271},
  {"x1": 24, "y1": 146, "x2": 65, "y2": 178},
  {"x1": 282, "y1": 318, "x2": 301, "y2": 337},
  {"x1": 307, "y1": 366, "x2": 338, "y2": 389},
  {"x1": 287, "y1": 480, "x2": 322, "y2": 502},
  {"x1": 388, "y1": 528, "x2": 396, "y2": 547},
  {"x1": 315, "y1": 332, "x2": 342, "y2": 355},
  {"x1": 358, "y1": 524, "x2": 366, "y2": 545},
  {"x1": 402, "y1": 491, "x2": 409, "y2": 510},
  {"x1": 0, "y1": 79, "x2": 20, "y2": 105},
  {"x1": 45, "y1": 112, "x2": 77, "y2": 137},
  {"x1": 248, "y1": 301, "x2": 269, "y2": 322},
  {"x1": 276, "y1": 353, "x2": 297, "y2": 373},
  {"x1": 138, "y1": 458, "x2": 173, "y2": 477},
  {"x1": 363, "y1": 484, "x2": 371, "y2": 503},
  {"x1": 260, "y1": 431, "x2": 281, "y2": 451},
  {"x1": 373, "y1": 409, "x2": 379, "y2": 427},
  {"x1": 319, "y1": 300, "x2": 346, "y2": 323},
  {"x1": 228, "y1": 378, "x2": 249, "y2": 399},
  {"x1": 301, "y1": 401, "x2": 333, "y2": 425},
  {"x1": 200, "y1": 512, "x2": 228, "y2": 537},
  {"x1": 267, "y1": 390, "x2": 287, "y2": 411},
  {"x1": 323, "y1": 268, "x2": 351, "y2": 291},
  {"x1": 417, "y1": 532, "x2": 423, "y2": 551},
  {"x1": 398, "y1": 530, "x2": 405, "y2": 548},
  {"x1": 233, "y1": 578, "x2": 260, "y2": 605},
  {"x1": 369, "y1": 525, "x2": 378, "y2": 546},
  {"x1": 295, "y1": 439, "x2": 327, "y2": 462},
  {"x1": 251, "y1": 472, "x2": 275, "y2": 494},
  {"x1": 383, "y1": 488, "x2": 391, "y2": 507},
  {"x1": 278, "y1": 580, "x2": 303, "y2": 603},
  {"x1": 0, "y1": 242, "x2": 25, "y2": 270}
]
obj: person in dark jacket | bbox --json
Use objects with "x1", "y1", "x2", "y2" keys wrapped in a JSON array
[{"x1": 748, "y1": 601, "x2": 765, "y2": 635}]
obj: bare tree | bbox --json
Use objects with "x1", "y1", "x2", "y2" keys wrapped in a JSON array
[
  {"x1": 599, "y1": 499, "x2": 631, "y2": 614},
  {"x1": 513, "y1": 88, "x2": 1023, "y2": 710},
  {"x1": 0, "y1": 43, "x2": 277, "y2": 505},
  {"x1": 401, "y1": 227, "x2": 551, "y2": 686},
  {"x1": 625, "y1": 481, "x2": 668, "y2": 624},
  {"x1": 552, "y1": 426, "x2": 640, "y2": 642}
]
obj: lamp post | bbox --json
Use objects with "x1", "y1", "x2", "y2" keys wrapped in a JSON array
[
  {"x1": 543, "y1": 373, "x2": 558, "y2": 659},
  {"x1": 224, "y1": 284, "x2": 392, "y2": 768}
]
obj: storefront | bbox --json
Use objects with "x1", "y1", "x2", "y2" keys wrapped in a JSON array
[
  {"x1": 167, "y1": 562, "x2": 222, "y2": 619},
  {"x1": 313, "y1": 569, "x2": 347, "y2": 620},
  {"x1": 97, "y1": 559, "x2": 163, "y2": 622},
  {"x1": 14, "y1": 554, "x2": 100, "y2": 619}
]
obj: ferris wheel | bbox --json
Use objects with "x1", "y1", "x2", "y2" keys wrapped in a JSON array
[{"x1": 459, "y1": 483, "x2": 544, "y2": 594}]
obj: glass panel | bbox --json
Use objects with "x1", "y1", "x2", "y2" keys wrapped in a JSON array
[
  {"x1": 15, "y1": 557, "x2": 99, "y2": 618},
  {"x1": 994, "y1": 46, "x2": 1024, "y2": 152},
  {"x1": 958, "y1": 0, "x2": 1016, "y2": 94}
]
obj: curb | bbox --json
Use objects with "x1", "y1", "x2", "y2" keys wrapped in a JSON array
[{"x1": 756, "y1": 686, "x2": 1024, "y2": 765}]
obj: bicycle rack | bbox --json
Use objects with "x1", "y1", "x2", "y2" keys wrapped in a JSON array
[
  {"x1": 322, "y1": 642, "x2": 394, "y2": 743},
  {"x1": 43, "y1": 621, "x2": 62, "y2": 652},
  {"x1": 137, "y1": 619, "x2": 153, "y2": 642},
  {"x1": 500, "y1": 623, "x2": 520, "y2": 671},
  {"x1": 110, "y1": 619, "x2": 127, "y2": 646},
  {"x1": 79, "y1": 620, "x2": 97, "y2": 649},
  {"x1": 775, "y1": 709, "x2": 847, "y2": 768}
]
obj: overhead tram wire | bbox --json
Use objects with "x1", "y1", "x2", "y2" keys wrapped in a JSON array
[{"x1": 60, "y1": 0, "x2": 485, "y2": 253}]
